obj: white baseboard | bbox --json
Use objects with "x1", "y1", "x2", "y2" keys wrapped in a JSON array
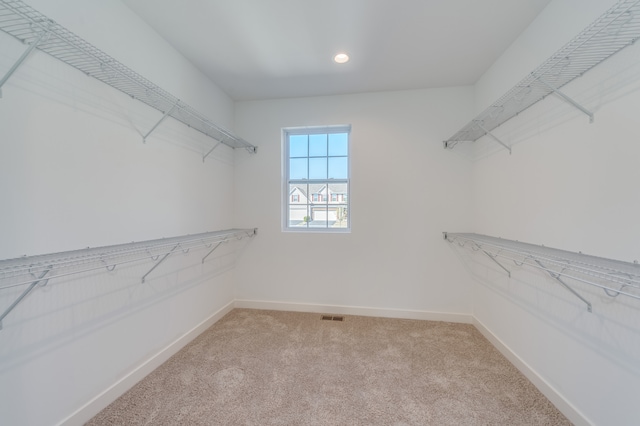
[
  {"x1": 472, "y1": 317, "x2": 592, "y2": 426},
  {"x1": 234, "y1": 299, "x2": 473, "y2": 324},
  {"x1": 58, "y1": 300, "x2": 235, "y2": 426}
]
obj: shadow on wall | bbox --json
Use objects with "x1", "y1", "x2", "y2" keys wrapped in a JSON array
[
  {"x1": 446, "y1": 242, "x2": 640, "y2": 376},
  {"x1": 0, "y1": 36, "x2": 236, "y2": 166},
  {"x1": 0, "y1": 243, "x2": 247, "y2": 374},
  {"x1": 466, "y1": 40, "x2": 640, "y2": 162}
]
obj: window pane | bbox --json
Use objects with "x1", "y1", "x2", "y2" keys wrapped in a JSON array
[
  {"x1": 285, "y1": 126, "x2": 349, "y2": 231},
  {"x1": 289, "y1": 158, "x2": 308, "y2": 180},
  {"x1": 289, "y1": 183, "x2": 309, "y2": 227},
  {"x1": 333, "y1": 205, "x2": 348, "y2": 228},
  {"x1": 309, "y1": 206, "x2": 328, "y2": 228},
  {"x1": 328, "y1": 133, "x2": 348, "y2": 156},
  {"x1": 328, "y1": 182, "x2": 347, "y2": 194},
  {"x1": 289, "y1": 183, "x2": 306, "y2": 203},
  {"x1": 309, "y1": 134, "x2": 327, "y2": 157},
  {"x1": 328, "y1": 157, "x2": 348, "y2": 179},
  {"x1": 289, "y1": 205, "x2": 309, "y2": 228},
  {"x1": 309, "y1": 158, "x2": 327, "y2": 179},
  {"x1": 289, "y1": 134, "x2": 308, "y2": 157},
  {"x1": 329, "y1": 183, "x2": 348, "y2": 228}
]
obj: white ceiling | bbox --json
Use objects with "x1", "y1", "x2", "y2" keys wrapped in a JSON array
[{"x1": 121, "y1": 0, "x2": 552, "y2": 101}]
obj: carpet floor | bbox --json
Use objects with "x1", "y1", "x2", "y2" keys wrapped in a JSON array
[{"x1": 87, "y1": 309, "x2": 571, "y2": 425}]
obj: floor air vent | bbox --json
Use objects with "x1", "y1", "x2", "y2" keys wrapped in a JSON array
[{"x1": 321, "y1": 315, "x2": 344, "y2": 321}]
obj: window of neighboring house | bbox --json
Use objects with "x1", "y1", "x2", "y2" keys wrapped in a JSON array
[
  {"x1": 292, "y1": 194, "x2": 299, "y2": 202},
  {"x1": 284, "y1": 125, "x2": 350, "y2": 231}
]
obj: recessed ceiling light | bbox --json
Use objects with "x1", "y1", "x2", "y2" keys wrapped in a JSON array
[{"x1": 333, "y1": 53, "x2": 349, "y2": 64}]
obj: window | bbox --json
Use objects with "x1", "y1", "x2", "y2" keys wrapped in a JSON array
[
  {"x1": 284, "y1": 125, "x2": 350, "y2": 231},
  {"x1": 291, "y1": 194, "x2": 299, "y2": 202}
]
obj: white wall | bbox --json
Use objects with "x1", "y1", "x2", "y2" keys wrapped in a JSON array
[
  {"x1": 0, "y1": 1, "x2": 243, "y2": 424},
  {"x1": 469, "y1": 0, "x2": 640, "y2": 424},
  {"x1": 234, "y1": 88, "x2": 475, "y2": 318},
  {"x1": 3, "y1": 0, "x2": 637, "y2": 425}
]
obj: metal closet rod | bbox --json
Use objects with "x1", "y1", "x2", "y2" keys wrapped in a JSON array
[
  {"x1": 448, "y1": 235, "x2": 640, "y2": 287},
  {"x1": 0, "y1": 228, "x2": 257, "y2": 290},
  {"x1": 443, "y1": 232, "x2": 640, "y2": 311},
  {"x1": 1, "y1": 229, "x2": 246, "y2": 274},
  {"x1": 443, "y1": 233, "x2": 640, "y2": 290},
  {"x1": 0, "y1": 228, "x2": 257, "y2": 330},
  {"x1": 443, "y1": 0, "x2": 640, "y2": 152},
  {"x1": 0, "y1": 0, "x2": 257, "y2": 155}
]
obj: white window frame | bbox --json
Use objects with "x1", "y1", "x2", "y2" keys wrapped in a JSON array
[{"x1": 282, "y1": 125, "x2": 351, "y2": 233}]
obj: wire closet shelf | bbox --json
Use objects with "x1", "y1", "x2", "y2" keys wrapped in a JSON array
[
  {"x1": 443, "y1": 0, "x2": 640, "y2": 153},
  {"x1": 0, "y1": 0, "x2": 256, "y2": 155},
  {"x1": 443, "y1": 232, "x2": 640, "y2": 312},
  {"x1": 0, "y1": 228, "x2": 257, "y2": 329}
]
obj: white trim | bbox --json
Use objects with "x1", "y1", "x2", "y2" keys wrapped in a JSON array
[
  {"x1": 234, "y1": 299, "x2": 473, "y2": 324},
  {"x1": 472, "y1": 317, "x2": 593, "y2": 426},
  {"x1": 282, "y1": 125, "x2": 351, "y2": 233},
  {"x1": 58, "y1": 301, "x2": 235, "y2": 426},
  {"x1": 285, "y1": 124, "x2": 352, "y2": 135}
]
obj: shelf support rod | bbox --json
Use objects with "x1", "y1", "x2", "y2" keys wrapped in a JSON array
[
  {"x1": 442, "y1": 140, "x2": 458, "y2": 150},
  {"x1": 534, "y1": 259, "x2": 592, "y2": 312},
  {"x1": 0, "y1": 28, "x2": 50, "y2": 98},
  {"x1": 141, "y1": 244, "x2": 179, "y2": 283},
  {"x1": 474, "y1": 121, "x2": 512, "y2": 154},
  {"x1": 142, "y1": 101, "x2": 179, "y2": 143},
  {"x1": 202, "y1": 142, "x2": 222, "y2": 163},
  {"x1": 202, "y1": 241, "x2": 224, "y2": 264},
  {"x1": 479, "y1": 248, "x2": 512, "y2": 278},
  {"x1": 537, "y1": 76, "x2": 594, "y2": 123},
  {"x1": 0, "y1": 268, "x2": 51, "y2": 330}
]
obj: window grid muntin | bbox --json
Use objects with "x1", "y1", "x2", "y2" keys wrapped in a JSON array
[
  {"x1": 288, "y1": 179, "x2": 349, "y2": 229},
  {"x1": 284, "y1": 126, "x2": 350, "y2": 232}
]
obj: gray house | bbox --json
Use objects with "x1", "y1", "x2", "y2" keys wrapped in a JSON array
[{"x1": 289, "y1": 183, "x2": 348, "y2": 223}]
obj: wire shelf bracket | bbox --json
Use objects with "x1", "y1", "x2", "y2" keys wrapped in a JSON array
[
  {"x1": 0, "y1": 0, "x2": 257, "y2": 156},
  {"x1": 0, "y1": 21, "x2": 50, "y2": 98},
  {"x1": 533, "y1": 258, "x2": 593, "y2": 312},
  {"x1": 443, "y1": 0, "x2": 640, "y2": 153},
  {"x1": 202, "y1": 142, "x2": 222, "y2": 163},
  {"x1": 142, "y1": 101, "x2": 179, "y2": 144},
  {"x1": 536, "y1": 76, "x2": 594, "y2": 123},
  {"x1": 443, "y1": 232, "x2": 640, "y2": 312},
  {"x1": 202, "y1": 241, "x2": 224, "y2": 264},
  {"x1": 480, "y1": 246, "x2": 512, "y2": 277},
  {"x1": 140, "y1": 243, "x2": 180, "y2": 283},
  {"x1": 0, "y1": 228, "x2": 257, "y2": 330},
  {"x1": 475, "y1": 120, "x2": 511, "y2": 154},
  {"x1": 0, "y1": 267, "x2": 50, "y2": 330}
]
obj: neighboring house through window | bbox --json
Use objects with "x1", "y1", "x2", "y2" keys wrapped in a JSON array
[{"x1": 284, "y1": 125, "x2": 350, "y2": 231}]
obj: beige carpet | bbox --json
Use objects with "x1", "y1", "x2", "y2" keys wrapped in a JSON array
[{"x1": 87, "y1": 309, "x2": 570, "y2": 425}]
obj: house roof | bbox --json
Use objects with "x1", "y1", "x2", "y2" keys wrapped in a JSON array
[{"x1": 290, "y1": 184, "x2": 347, "y2": 197}]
